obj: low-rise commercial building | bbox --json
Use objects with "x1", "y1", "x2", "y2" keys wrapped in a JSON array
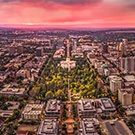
[
  {"x1": 124, "y1": 104, "x2": 135, "y2": 116},
  {"x1": 45, "y1": 99, "x2": 61, "y2": 117},
  {"x1": 79, "y1": 118, "x2": 99, "y2": 135},
  {"x1": 6, "y1": 101, "x2": 20, "y2": 110},
  {"x1": 22, "y1": 103, "x2": 45, "y2": 121},
  {"x1": 78, "y1": 98, "x2": 96, "y2": 117},
  {"x1": 78, "y1": 98, "x2": 116, "y2": 117},
  {"x1": 101, "y1": 119, "x2": 134, "y2": 135},
  {"x1": 37, "y1": 119, "x2": 59, "y2": 135},
  {"x1": 0, "y1": 110, "x2": 13, "y2": 118},
  {"x1": 0, "y1": 84, "x2": 25, "y2": 97},
  {"x1": 16, "y1": 69, "x2": 30, "y2": 78}
]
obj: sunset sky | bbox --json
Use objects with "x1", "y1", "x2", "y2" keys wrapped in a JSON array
[{"x1": 0, "y1": 0, "x2": 135, "y2": 28}]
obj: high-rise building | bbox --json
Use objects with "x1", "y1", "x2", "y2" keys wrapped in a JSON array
[
  {"x1": 117, "y1": 43, "x2": 122, "y2": 58},
  {"x1": 64, "y1": 42, "x2": 67, "y2": 57},
  {"x1": 121, "y1": 42, "x2": 126, "y2": 56},
  {"x1": 119, "y1": 56, "x2": 135, "y2": 73},
  {"x1": 36, "y1": 47, "x2": 43, "y2": 57},
  {"x1": 118, "y1": 88, "x2": 133, "y2": 106},
  {"x1": 122, "y1": 39, "x2": 128, "y2": 47},
  {"x1": 102, "y1": 44, "x2": 108, "y2": 54},
  {"x1": 74, "y1": 40, "x2": 77, "y2": 50},
  {"x1": 9, "y1": 45, "x2": 16, "y2": 55},
  {"x1": 110, "y1": 76, "x2": 123, "y2": 93},
  {"x1": 17, "y1": 44, "x2": 23, "y2": 54},
  {"x1": 121, "y1": 39, "x2": 128, "y2": 56}
]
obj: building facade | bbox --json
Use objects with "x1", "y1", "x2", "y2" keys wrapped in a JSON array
[{"x1": 118, "y1": 88, "x2": 133, "y2": 106}]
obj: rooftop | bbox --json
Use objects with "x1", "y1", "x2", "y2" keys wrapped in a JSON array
[
  {"x1": 78, "y1": 98, "x2": 116, "y2": 114},
  {"x1": 45, "y1": 99, "x2": 60, "y2": 114},
  {"x1": 124, "y1": 104, "x2": 135, "y2": 116},
  {"x1": 78, "y1": 99, "x2": 95, "y2": 112},
  {"x1": 80, "y1": 118, "x2": 99, "y2": 135},
  {"x1": 37, "y1": 119, "x2": 59, "y2": 135},
  {"x1": 102, "y1": 120, "x2": 134, "y2": 135},
  {"x1": 0, "y1": 84, "x2": 25, "y2": 96},
  {"x1": 22, "y1": 103, "x2": 45, "y2": 116},
  {"x1": 124, "y1": 75, "x2": 135, "y2": 82}
]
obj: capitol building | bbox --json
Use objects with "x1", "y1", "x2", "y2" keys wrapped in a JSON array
[{"x1": 60, "y1": 40, "x2": 76, "y2": 69}]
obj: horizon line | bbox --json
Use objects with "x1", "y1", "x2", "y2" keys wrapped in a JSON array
[{"x1": 0, "y1": 24, "x2": 135, "y2": 30}]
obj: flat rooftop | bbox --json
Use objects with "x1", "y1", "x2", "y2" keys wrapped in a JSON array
[
  {"x1": 37, "y1": 119, "x2": 59, "y2": 135},
  {"x1": 102, "y1": 120, "x2": 134, "y2": 135},
  {"x1": 101, "y1": 98, "x2": 113, "y2": 109},
  {"x1": 45, "y1": 99, "x2": 60, "y2": 113},
  {"x1": 124, "y1": 75, "x2": 135, "y2": 82},
  {"x1": 80, "y1": 118, "x2": 99, "y2": 135},
  {"x1": 22, "y1": 103, "x2": 44, "y2": 116},
  {"x1": 6, "y1": 101, "x2": 20, "y2": 110},
  {"x1": 124, "y1": 104, "x2": 135, "y2": 116},
  {"x1": 78, "y1": 99, "x2": 95, "y2": 112},
  {"x1": 0, "y1": 84, "x2": 25, "y2": 96},
  {"x1": 78, "y1": 98, "x2": 115, "y2": 113},
  {"x1": 0, "y1": 110, "x2": 13, "y2": 117}
]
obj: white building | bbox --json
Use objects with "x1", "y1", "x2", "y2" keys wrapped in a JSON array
[
  {"x1": 16, "y1": 70, "x2": 30, "y2": 78},
  {"x1": 60, "y1": 58, "x2": 76, "y2": 69},
  {"x1": 110, "y1": 76, "x2": 123, "y2": 93},
  {"x1": 118, "y1": 88, "x2": 133, "y2": 106},
  {"x1": 22, "y1": 103, "x2": 45, "y2": 121}
]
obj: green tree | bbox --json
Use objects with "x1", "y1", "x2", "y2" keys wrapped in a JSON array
[
  {"x1": 17, "y1": 97, "x2": 24, "y2": 102},
  {"x1": 6, "y1": 122, "x2": 13, "y2": 128},
  {"x1": 114, "y1": 90, "x2": 118, "y2": 98},
  {"x1": 45, "y1": 91, "x2": 54, "y2": 100},
  {"x1": 0, "y1": 95, "x2": 4, "y2": 101},
  {"x1": 14, "y1": 124, "x2": 18, "y2": 130},
  {"x1": 62, "y1": 124, "x2": 67, "y2": 131},
  {"x1": 73, "y1": 123, "x2": 77, "y2": 130},
  {"x1": 127, "y1": 119, "x2": 135, "y2": 127},
  {"x1": 55, "y1": 90, "x2": 65, "y2": 100}
]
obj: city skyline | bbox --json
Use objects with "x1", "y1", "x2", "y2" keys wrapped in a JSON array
[{"x1": 0, "y1": 0, "x2": 135, "y2": 28}]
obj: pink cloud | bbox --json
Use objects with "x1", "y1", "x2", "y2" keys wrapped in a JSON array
[{"x1": 0, "y1": 0, "x2": 135, "y2": 28}]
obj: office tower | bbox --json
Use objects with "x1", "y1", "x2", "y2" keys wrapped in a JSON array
[
  {"x1": 118, "y1": 88, "x2": 133, "y2": 106},
  {"x1": 119, "y1": 56, "x2": 135, "y2": 73},
  {"x1": 74, "y1": 40, "x2": 77, "y2": 50},
  {"x1": 102, "y1": 44, "x2": 108, "y2": 53},
  {"x1": 9, "y1": 45, "x2": 16, "y2": 55},
  {"x1": 17, "y1": 44, "x2": 24, "y2": 54},
  {"x1": 110, "y1": 76, "x2": 123, "y2": 93},
  {"x1": 92, "y1": 42, "x2": 95, "y2": 46},
  {"x1": 122, "y1": 39, "x2": 128, "y2": 47},
  {"x1": 64, "y1": 42, "x2": 67, "y2": 57},
  {"x1": 121, "y1": 39, "x2": 128, "y2": 56},
  {"x1": 36, "y1": 47, "x2": 43, "y2": 57},
  {"x1": 117, "y1": 43, "x2": 122, "y2": 58},
  {"x1": 121, "y1": 42, "x2": 126, "y2": 56},
  {"x1": 120, "y1": 57, "x2": 126, "y2": 69}
]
